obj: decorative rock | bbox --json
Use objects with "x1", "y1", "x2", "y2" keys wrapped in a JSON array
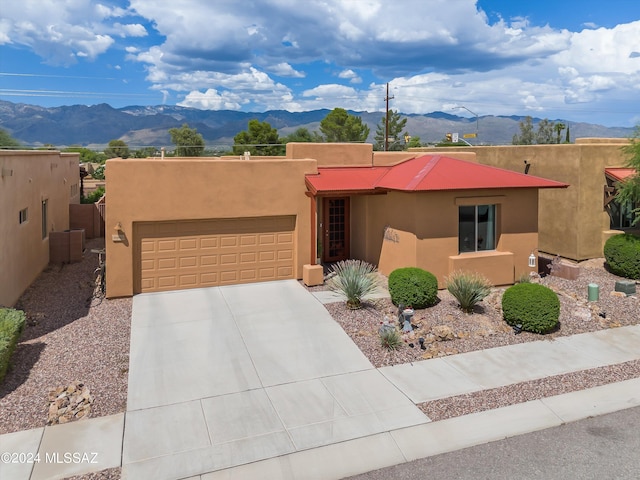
[
  {"x1": 610, "y1": 291, "x2": 626, "y2": 298},
  {"x1": 46, "y1": 381, "x2": 94, "y2": 425},
  {"x1": 432, "y1": 325, "x2": 455, "y2": 341},
  {"x1": 573, "y1": 307, "x2": 592, "y2": 322}
]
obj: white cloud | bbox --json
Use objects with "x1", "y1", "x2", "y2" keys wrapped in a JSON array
[
  {"x1": 112, "y1": 23, "x2": 148, "y2": 38},
  {"x1": 0, "y1": 0, "x2": 142, "y2": 65},
  {"x1": 338, "y1": 69, "x2": 362, "y2": 84},
  {"x1": 178, "y1": 88, "x2": 243, "y2": 110},
  {"x1": 268, "y1": 63, "x2": 305, "y2": 78}
]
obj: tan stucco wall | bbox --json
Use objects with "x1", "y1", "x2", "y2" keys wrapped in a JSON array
[
  {"x1": 286, "y1": 143, "x2": 373, "y2": 167},
  {"x1": 456, "y1": 142, "x2": 630, "y2": 260},
  {"x1": 1, "y1": 150, "x2": 78, "y2": 306},
  {"x1": 351, "y1": 188, "x2": 539, "y2": 287},
  {"x1": 105, "y1": 157, "x2": 317, "y2": 298}
]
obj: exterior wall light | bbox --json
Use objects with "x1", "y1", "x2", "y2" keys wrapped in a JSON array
[{"x1": 528, "y1": 252, "x2": 536, "y2": 268}]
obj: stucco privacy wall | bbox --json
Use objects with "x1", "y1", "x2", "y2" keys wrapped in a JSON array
[
  {"x1": 350, "y1": 188, "x2": 539, "y2": 287},
  {"x1": 0, "y1": 150, "x2": 79, "y2": 306},
  {"x1": 105, "y1": 157, "x2": 317, "y2": 298},
  {"x1": 464, "y1": 142, "x2": 630, "y2": 260},
  {"x1": 286, "y1": 142, "x2": 374, "y2": 167}
]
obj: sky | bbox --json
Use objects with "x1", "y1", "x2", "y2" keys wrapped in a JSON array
[{"x1": 1, "y1": 0, "x2": 640, "y2": 127}]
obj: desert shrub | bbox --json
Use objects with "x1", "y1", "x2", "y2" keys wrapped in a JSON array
[
  {"x1": 91, "y1": 165, "x2": 105, "y2": 180},
  {"x1": 604, "y1": 233, "x2": 640, "y2": 280},
  {"x1": 379, "y1": 327, "x2": 402, "y2": 350},
  {"x1": 446, "y1": 271, "x2": 492, "y2": 313},
  {"x1": 502, "y1": 283, "x2": 560, "y2": 334},
  {"x1": 326, "y1": 259, "x2": 380, "y2": 309},
  {"x1": 388, "y1": 267, "x2": 438, "y2": 309},
  {"x1": 0, "y1": 308, "x2": 26, "y2": 383},
  {"x1": 81, "y1": 186, "x2": 105, "y2": 204},
  {"x1": 516, "y1": 272, "x2": 532, "y2": 284}
]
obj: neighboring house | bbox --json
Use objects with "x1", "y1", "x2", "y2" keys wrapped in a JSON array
[
  {"x1": 105, "y1": 143, "x2": 566, "y2": 298},
  {"x1": 417, "y1": 138, "x2": 638, "y2": 260},
  {"x1": 0, "y1": 150, "x2": 80, "y2": 307}
]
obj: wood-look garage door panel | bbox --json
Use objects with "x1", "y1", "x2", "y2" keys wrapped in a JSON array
[{"x1": 135, "y1": 216, "x2": 296, "y2": 293}]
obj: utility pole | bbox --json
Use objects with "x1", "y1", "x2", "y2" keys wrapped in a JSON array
[{"x1": 384, "y1": 82, "x2": 394, "y2": 151}]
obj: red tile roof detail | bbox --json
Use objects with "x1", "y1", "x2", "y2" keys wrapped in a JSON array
[
  {"x1": 605, "y1": 168, "x2": 637, "y2": 182},
  {"x1": 305, "y1": 155, "x2": 568, "y2": 194}
]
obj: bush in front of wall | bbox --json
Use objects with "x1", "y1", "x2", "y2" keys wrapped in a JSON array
[
  {"x1": 388, "y1": 267, "x2": 438, "y2": 309},
  {"x1": 501, "y1": 283, "x2": 560, "y2": 334},
  {"x1": 0, "y1": 308, "x2": 26, "y2": 383},
  {"x1": 446, "y1": 270, "x2": 492, "y2": 313},
  {"x1": 604, "y1": 233, "x2": 640, "y2": 280}
]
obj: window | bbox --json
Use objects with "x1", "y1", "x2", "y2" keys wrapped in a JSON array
[
  {"x1": 609, "y1": 198, "x2": 636, "y2": 229},
  {"x1": 459, "y1": 204, "x2": 496, "y2": 253},
  {"x1": 41, "y1": 199, "x2": 48, "y2": 239},
  {"x1": 19, "y1": 208, "x2": 28, "y2": 224}
]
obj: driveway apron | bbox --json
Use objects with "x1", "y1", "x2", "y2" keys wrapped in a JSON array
[{"x1": 122, "y1": 280, "x2": 429, "y2": 480}]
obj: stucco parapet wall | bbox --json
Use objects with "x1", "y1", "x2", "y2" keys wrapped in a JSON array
[
  {"x1": 372, "y1": 151, "x2": 419, "y2": 166},
  {"x1": 286, "y1": 142, "x2": 373, "y2": 167},
  {"x1": 406, "y1": 148, "x2": 478, "y2": 163},
  {"x1": 575, "y1": 138, "x2": 630, "y2": 145}
]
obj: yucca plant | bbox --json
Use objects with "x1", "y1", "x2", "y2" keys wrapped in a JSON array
[
  {"x1": 379, "y1": 328, "x2": 402, "y2": 350},
  {"x1": 446, "y1": 270, "x2": 492, "y2": 314},
  {"x1": 326, "y1": 259, "x2": 380, "y2": 309}
]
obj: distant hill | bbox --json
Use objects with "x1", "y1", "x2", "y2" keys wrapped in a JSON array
[{"x1": 0, "y1": 100, "x2": 633, "y2": 149}]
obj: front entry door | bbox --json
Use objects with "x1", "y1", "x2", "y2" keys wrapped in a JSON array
[{"x1": 322, "y1": 197, "x2": 350, "y2": 263}]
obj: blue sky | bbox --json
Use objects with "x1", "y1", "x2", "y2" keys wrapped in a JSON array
[{"x1": 1, "y1": 0, "x2": 639, "y2": 126}]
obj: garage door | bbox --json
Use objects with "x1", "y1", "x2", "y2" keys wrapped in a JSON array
[{"x1": 134, "y1": 216, "x2": 296, "y2": 293}]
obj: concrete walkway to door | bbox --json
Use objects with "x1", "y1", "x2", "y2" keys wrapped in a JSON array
[{"x1": 122, "y1": 280, "x2": 429, "y2": 479}]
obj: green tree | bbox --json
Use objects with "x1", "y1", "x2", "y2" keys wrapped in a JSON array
[
  {"x1": 104, "y1": 139, "x2": 130, "y2": 159},
  {"x1": 0, "y1": 129, "x2": 21, "y2": 147},
  {"x1": 134, "y1": 146, "x2": 159, "y2": 158},
  {"x1": 616, "y1": 125, "x2": 640, "y2": 226},
  {"x1": 282, "y1": 127, "x2": 322, "y2": 144},
  {"x1": 512, "y1": 116, "x2": 535, "y2": 145},
  {"x1": 233, "y1": 119, "x2": 284, "y2": 155},
  {"x1": 405, "y1": 134, "x2": 422, "y2": 148},
  {"x1": 374, "y1": 110, "x2": 407, "y2": 151},
  {"x1": 565, "y1": 125, "x2": 571, "y2": 144},
  {"x1": 554, "y1": 123, "x2": 566, "y2": 144},
  {"x1": 62, "y1": 146, "x2": 106, "y2": 164},
  {"x1": 169, "y1": 123, "x2": 205, "y2": 156},
  {"x1": 319, "y1": 108, "x2": 370, "y2": 143},
  {"x1": 535, "y1": 119, "x2": 556, "y2": 144}
]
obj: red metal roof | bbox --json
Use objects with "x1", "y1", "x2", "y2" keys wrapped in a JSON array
[
  {"x1": 305, "y1": 166, "x2": 389, "y2": 194},
  {"x1": 305, "y1": 155, "x2": 568, "y2": 194},
  {"x1": 605, "y1": 168, "x2": 636, "y2": 182}
]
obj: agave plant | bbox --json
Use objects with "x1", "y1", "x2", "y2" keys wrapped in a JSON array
[
  {"x1": 326, "y1": 259, "x2": 380, "y2": 309},
  {"x1": 446, "y1": 270, "x2": 492, "y2": 314},
  {"x1": 379, "y1": 327, "x2": 402, "y2": 350}
]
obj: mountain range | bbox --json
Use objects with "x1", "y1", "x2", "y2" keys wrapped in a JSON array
[{"x1": 0, "y1": 100, "x2": 634, "y2": 149}]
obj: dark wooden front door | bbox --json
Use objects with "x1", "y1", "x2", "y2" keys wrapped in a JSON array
[{"x1": 322, "y1": 197, "x2": 350, "y2": 263}]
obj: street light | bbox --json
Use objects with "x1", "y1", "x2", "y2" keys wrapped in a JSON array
[{"x1": 455, "y1": 105, "x2": 479, "y2": 143}]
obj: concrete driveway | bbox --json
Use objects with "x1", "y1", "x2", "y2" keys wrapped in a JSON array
[{"x1": 122, "y1": 280, "x2": 429, "y2": 480}]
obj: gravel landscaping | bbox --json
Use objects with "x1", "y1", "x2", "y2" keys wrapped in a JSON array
[
  {"x1": 327, "y1": 260, "x2": 639, "y2": 368},
  {"x1": 325, "y1": 259, "x2": 639, "y2": 420},
  {"x1": 0, "y1": 241, "x2": 638, "y2": 480},
  {"x1": 0, "y1": 237, "x2": 131, "y2": 436}
]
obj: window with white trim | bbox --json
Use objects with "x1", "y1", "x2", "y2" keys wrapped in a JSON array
[{"x1": 459, "y1": 204, "x2": 496, "y2": 253}]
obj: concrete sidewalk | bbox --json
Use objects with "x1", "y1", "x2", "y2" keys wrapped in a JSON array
[{"x1": 1, "y1": 281, "x2": 639, "y2": 480}]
